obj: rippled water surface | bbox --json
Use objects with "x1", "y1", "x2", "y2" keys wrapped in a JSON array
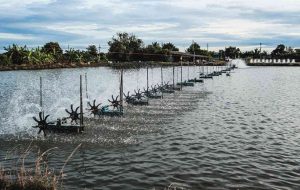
[{"x1": 1, "y1": 60, "x2": 300, "y2": 189}]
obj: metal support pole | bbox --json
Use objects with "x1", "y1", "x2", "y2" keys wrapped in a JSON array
[
  {"x1": 161, "y1": 67, "x2": 163, "y2": 86},
  {"x1": 40, "y1": 77, "x2": 43, "y2": 110},
  {"x1": 120, "y1": 69, "x2": 124, "y2": 110},
  {"x1": 180, "y1": 56, "x2": 183, "y2": 90},
  {"x1": 85, "y1": 73, "x2": 88, "y2": 106},
  {"x1": 161, "y1": 66, "x2": 164, "y2": 99},
  {"x1": 80, "y1": 75, "x2": 83, "y2": 127},
  {"x1": 147, "y1": 66, "x2": 149, "y2": 93},
  {"x1": 40, "y1": 77, "x2": 44, "y2": 119},
  {"x1": 172, "y1": 65, "x2": 175, "y2": 89},
  {"x1": 187, "y1": 62, "x2": 189, "y2": 80},
  {"x1": 176, "y1": 66, "x2": 179, "y2": 83}
]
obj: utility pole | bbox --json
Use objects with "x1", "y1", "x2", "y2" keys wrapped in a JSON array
[
  {"x1": 199, "y1": 45, "x2": 201, "y2": 63},
  {"x1": 193, "y1": 40, "x2": 195, "y2": 64},
  {"x1": 207, "y1": 43, "x2": 209, "y2": 61},
  {"x1": 259, "y1": 42, "x2": 262, "y2": 60},
  {"x1": 98, "y1": 44, "x2": 102, "y2": 62}
]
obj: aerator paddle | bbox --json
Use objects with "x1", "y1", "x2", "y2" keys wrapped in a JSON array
[
  {"x1": 87, "y1": 100, "x2": 101, "y2": 116},
  {"x1": 32, "y1": 112, "x2": 50, "y2": 137},
  {"x1": 134, "y1": 89, "x2": 144, "y2": 100},
  {"x1": 65, "y1": 104, "x2": 80, "y2": 124},
  {"x1": 108, "y1": 95, "x2": 121, "y2": 109},
  {"x1": 151, "y1": 85, "x2": 159, "y2": 94},
  {"x1": 124, "y1": 91, "x2": 135, "y2": 103}
]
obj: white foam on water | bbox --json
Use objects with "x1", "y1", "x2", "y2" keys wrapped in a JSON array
[
  {"x1": 0, "y1": 66, "x2": 199, "y2": 138},
  {"x1": 230, "y1": 59, "x2": 249, "y2": 69}
]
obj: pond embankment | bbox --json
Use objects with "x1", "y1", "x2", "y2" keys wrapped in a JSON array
[
  {"x1": 247, "y1": 62, "x2": 300, "y2": 66},
  {"x1": 0, "y1": 60, "x2": 226, "y2": 71},
  {"x1": 245, "y1": 58, "x2": 300, "y2": 66}
]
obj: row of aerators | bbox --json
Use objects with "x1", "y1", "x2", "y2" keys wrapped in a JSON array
[{"x1": 32, "y1": 63, "x2": 237, "y2": 136}]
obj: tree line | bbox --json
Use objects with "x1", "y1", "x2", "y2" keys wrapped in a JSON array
[
  {"x1": 1, "y1": 32, "x2": 299, "y2": 66},
  {"x1": 0, "y1": 42, "x2": 107, "y2": 66},
  {"x1": 0, "y1": 33, "x2": 215, "y2": 66},
  {"x1": 225, "y1": 45, "x2": 300, "y2": 60}
]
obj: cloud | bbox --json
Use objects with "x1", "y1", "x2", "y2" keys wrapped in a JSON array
[
  {"x1": 0, "y1": 33, "x2": 35, "y2": 40},
  {"x1": 0, "y1": 0, "x2": 299, "y2": 51}
]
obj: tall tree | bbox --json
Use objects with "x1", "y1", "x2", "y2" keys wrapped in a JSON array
[
  {"x1": 42, "y1": 42, "x2": 63, "y2": 62},
  {"x1": 86, "y1": 45, "x2": 98, "y2": 57},
  {"x1": 225, "y1": 46, "x2": 240, "y2": 59},
  {"x1": 186, "y1": 42, "x2": 200, "y2": 54},
  {"x1": 271, "y1": 44, "x2": 287, "y2": 58},
  {"x1": 143, "y1": 42, "x2": 164, "y2": 61},
  {"x1": 108, "y1": 32, "x2": 144, "y2": 62},
  {"x1": 42, "y1": 42, "x2": 63, "y2": 55},
  {"x1": 162, "y1": 42, "x2": 179, "y2": 51},
  {"x1": 186, "y1": 42, "x2": 209, "y2": 56}
]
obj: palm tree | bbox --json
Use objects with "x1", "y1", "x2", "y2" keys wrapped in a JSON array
[
  {"x1": 4, "y1": 44, "x2": 28, "y2": 65},
  {"x1": 1, "y1": 54, "x2": 12, "y2": 66},
  {"x1": 65, "y1": 48, "x2": 78, "y2": 64}
]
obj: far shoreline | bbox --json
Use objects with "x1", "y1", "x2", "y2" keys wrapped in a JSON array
[
  {"x1": 0, "y1": 60, "x2": 227, "y2": 72},
  {"x1": 2, "y1": 59, "x2": 300, "y2": 72}
]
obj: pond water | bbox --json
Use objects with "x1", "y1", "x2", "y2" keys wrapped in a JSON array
[{"x1": 0, "y1": 60, "x2": 300, "y2": 189}]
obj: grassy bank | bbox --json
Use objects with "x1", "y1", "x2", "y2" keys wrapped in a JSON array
[
  {"x1": 0, "y1": 143, "x2": 81, "y2": 190},
  {"x1": 0, "y1": 62, "x2": 108, "y2": 71}
]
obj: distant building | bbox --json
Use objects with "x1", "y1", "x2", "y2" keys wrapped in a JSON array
[{"x1": 169, "y1": 51, "x2": 209, "y2": 62}]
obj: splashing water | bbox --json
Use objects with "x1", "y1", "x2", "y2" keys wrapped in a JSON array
[
  {"x1": 0, "y1": 67, "x2": 196, "y2": 137},
  {"x1": 229, "y1": 59, "x2": 249, "y2": 68}
]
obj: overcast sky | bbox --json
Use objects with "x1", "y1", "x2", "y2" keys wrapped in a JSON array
[{"x1": 0, "y1": 0, "x2": 299, "y2": 52}]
